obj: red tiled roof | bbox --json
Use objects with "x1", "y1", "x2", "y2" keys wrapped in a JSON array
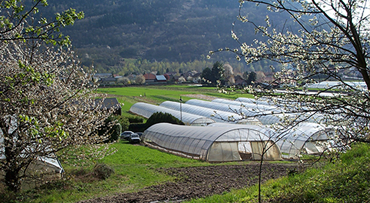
[{"x1": 143, "y1": 73, "x2": 156, "y2": 80}]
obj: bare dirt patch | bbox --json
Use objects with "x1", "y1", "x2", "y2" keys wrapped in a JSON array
[{"x1": 79, "y1": 163, "x2": 296, "y2": 203}]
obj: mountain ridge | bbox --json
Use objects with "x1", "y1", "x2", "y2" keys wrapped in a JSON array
[{"x1": 43, "y1": 0, "x2": 297, "y2": 73}]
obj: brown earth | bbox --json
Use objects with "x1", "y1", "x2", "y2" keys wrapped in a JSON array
[{"x1": 79, "y1": 163, "x2": 297, "y2": 203}]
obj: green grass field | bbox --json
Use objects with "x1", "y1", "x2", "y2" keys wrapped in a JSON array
[{"x1": 98, "y1": 85, "x2": 254, "y2": 113}]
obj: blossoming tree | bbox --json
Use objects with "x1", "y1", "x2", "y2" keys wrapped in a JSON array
[
  {"x1": 0, "y1": 0, "x2": 113, "y2": 192},
  {"x1": 210, "y1": 0, "x2": 370, "y2": 142}
]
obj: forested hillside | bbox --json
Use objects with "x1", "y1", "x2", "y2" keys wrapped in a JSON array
[{"x1": 44, "y1": 0, "x2": 298, "y2": 74}]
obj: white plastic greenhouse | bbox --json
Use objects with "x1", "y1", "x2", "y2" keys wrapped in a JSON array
[
  {"x1": 235, "y1": 97, "x2": 273, "y2": 106},
  {"x1": 185, "y1": 99, "x2": 262, "y2": 125},
  {"x1": 275, "y1": 122, "x2": 336, "y2": 158},
  {"x1": 143, "y1": 123, "x2": 282, "y2": 162},
  {"x1": 210, "y1": 99, "x2": 284, "y2": 125},
  {"x1": 212, "y1": 98, "x2": 279, "y2": 113},
  {"x1": 305, "y1": 81, "x2": 366, "y2": 90},
  {"x1": 209, "y1": 122, "x2": 338, "y2": 159},
  {"x1": 216, "y1": 98, "x2": 328, "y2": 125},
  {"x1": 160, "y1": 101, "x2": 253, "y2": 124},
  {"x1": 129, "y1": 102, "x2": 215, "y2": 126}
]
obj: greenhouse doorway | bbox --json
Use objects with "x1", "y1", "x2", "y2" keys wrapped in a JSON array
[{"x1": 238, "y1": 142, "x2": 253, "y2": 160}]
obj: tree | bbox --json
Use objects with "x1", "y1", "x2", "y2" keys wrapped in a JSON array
[
  {"x1": 135, "y1": 74, "x2": 146, "y2": 84},
  {"x1": 0, "y1": 1, "x2": 112, "y2": 192},
  {"x1": 117, "y1": 77, "x2": 130, "y2": 85},
  {"x1": 145, "y1": 112, "x2": 184, "y2": 129},
  {"x1": 223, "y1": 63, "x2": 235, "y2": 85},
  {"x1": 211, "y1": 61, "x2": 225, "y2": 85},
  {"x1": 209, "y1": 1, "x2": 370, "y2": 202},
  {"x1": 210, "y1": 0, "x2": 370, "y2": 142},
  {"x1": 246, "y1": 71, "x2": 257, "y2": 85},
  {"x1": 201, "y1": 61, "x2": 225, "y2": 86},
  {"x1": 0, "y1": 0, "x2": 84, "y2": 45},
  {"x1": 255, "y1": 71, "x2": 266, "y2": 82},
  {"x1": 201, "y1": 67, "x2": 213, "y2": 85}
]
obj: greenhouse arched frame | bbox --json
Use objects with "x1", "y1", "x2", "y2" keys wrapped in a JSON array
[{"x1": 143, "y1": 123, "x2": 282, "y2": 162}]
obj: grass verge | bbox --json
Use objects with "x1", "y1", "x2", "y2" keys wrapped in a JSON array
[{"x1": 185, "y1": 143, "x2": 370, "y2": 203}]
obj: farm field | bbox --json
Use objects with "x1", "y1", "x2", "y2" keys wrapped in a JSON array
[
  {"x1": 98, "y1": 85, "x2": 254, "y2": 114},
  {"x1": 3, "y1": 85, "x2": 369, "y2": 203},
  {"x1": 3, "y1": 85, "x2": 264, "y2": 203},
  {"x1": 16, "y1": 140, "x2": 294, "y2": 203}
]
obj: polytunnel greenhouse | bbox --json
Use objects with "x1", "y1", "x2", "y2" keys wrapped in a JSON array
[
  {"x1": 213, "y1": 98, "x2": 279, "y2": 113},
  {"x1": 160, "y1": 101, "x2": 255, "y2": 124},
  {"x1": 235, "y1": 97, "x2": 273, "y2": 106},
  {"x1": 129, "y1": 102, "x2": 215, "y2": 126},
  {"x1": 215, "y1": 98, "x2": 327, "y2": 125},
  {"x1": 209, "y1": 99, "x2": 284, "y2": 125},
  {"x1": 143, "y1": 123, "x2": 282, "y2": 162},
  {"x1": 185, "y1": 99, "x2": 262, "y2": 125},
  {"x1": 275, "y1": 122, "x2": 337, "y2": 159}
]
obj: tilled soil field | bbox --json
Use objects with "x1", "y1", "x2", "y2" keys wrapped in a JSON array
[{"x1": 79, "y1": 163, "x2": 297, "y2": 203}]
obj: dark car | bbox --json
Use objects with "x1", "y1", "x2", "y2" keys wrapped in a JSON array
[
  {"x1": 121, "y1": 131, "x2": 134, "y2": 140},
  {"x1": 129, "y1": 133, "x2": 141, "y2": 144},
  {"x1": 136, "y1": 132, "x2": 143, "y2": 138}
]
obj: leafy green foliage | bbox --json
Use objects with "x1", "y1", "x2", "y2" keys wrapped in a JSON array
[
  {"x1": 93, "y1": 163, "x2": 114, "y2": 180},
  {"x1": 201, "y1": 61, "x2": 225, "y2": 86},
  {"x1": 0, "y1": 0, "x2": 84, "y2": 45},
  {"x1": 145, "y1": 112, "x2": 184, "y2": 129},
  {"x1": 98, "y1": 115, "x2": 130, "y2": 142}
]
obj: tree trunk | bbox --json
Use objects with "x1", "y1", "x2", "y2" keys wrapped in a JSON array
[{"x1": 4, "y1": 146, "x2": 22, "y2": 193}]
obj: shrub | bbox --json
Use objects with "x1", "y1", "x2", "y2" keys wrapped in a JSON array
[
  {"x1": 129, "y1": 123, "x2": 147, "y2": 132},
  {"x1": 93, "y1": 163, "x2": 114, "y2": 180},
  {"x1": 127, "y1": 116, "x2": 144, "y2": 124},
  {"x1": 145, "y1": 112, "x2": 184, "y2": 129}
]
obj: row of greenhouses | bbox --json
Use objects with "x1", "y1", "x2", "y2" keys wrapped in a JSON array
[
  {"x1": 143, "y1": 122, "x2": 337, "y2": 162},
  {"x1": 130, "y1": 98, "x2": 341, "y2": 162}
]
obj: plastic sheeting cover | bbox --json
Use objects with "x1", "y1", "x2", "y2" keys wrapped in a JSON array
[
  {"x1": 130, "y1": 102, "x2": 215, "y2": 126},
  {"x1": 144, "y1": 123, "x2": 282, "y2": 162},
  {"x1": 160, "y1": 101, "x2": 244, "y2": 123}
]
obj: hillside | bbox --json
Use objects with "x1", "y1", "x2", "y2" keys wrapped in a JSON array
[{"x1": 44, "y1": 0, "x2": 299, "y2": 73}]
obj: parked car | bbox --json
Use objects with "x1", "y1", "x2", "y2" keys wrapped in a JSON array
[
  {"x1": 129, "y1": 133, "x2": 141, "y2": 144},
  {"x1": 136, "y1": 132, "x2": 143, "y2": 139},
  {"x1": 121, "y1": 131, "x2": 134, "y2": 140}
]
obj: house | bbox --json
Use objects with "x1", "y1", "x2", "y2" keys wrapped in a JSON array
[
  {"x1": 96, "y1": 98, "x2": 122, "y2": 115},
  {"x1": 164, "y1": 72, "x2": 178, "y2": 82},
  {"x1": 234, "y1": 75, "x2": 247, "y2": 86},
  {"x1": 192, "y1": 72, "x2": 202, "y2": 83},
  {"x1": 155, "y1": 75, "x2": 167, "y2": 83},
  {"x1": 94, "y1": 73, "x2": 117, "y2": 86},
  {"x1": 143, "y1": 73, "x2": 156, "y2": 83}
]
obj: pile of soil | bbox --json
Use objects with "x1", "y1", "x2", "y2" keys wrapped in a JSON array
[{"x1": 79, "y1": 163, "x2": 297, "y2": 203}]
